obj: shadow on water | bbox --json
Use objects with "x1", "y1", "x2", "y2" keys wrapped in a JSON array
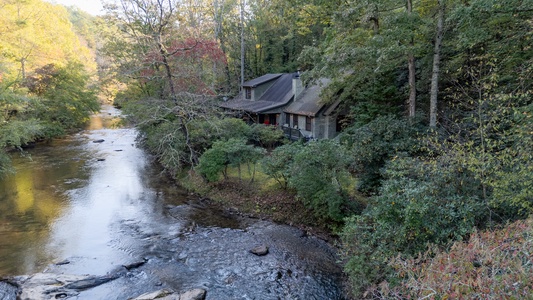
[{"x1": 0, "y1": 106, "x2": 345, "y2": 299}]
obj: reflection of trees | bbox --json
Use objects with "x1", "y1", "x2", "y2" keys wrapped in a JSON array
[{"x1": 0, "y1": 149, "x2": 87, "y2": 275}]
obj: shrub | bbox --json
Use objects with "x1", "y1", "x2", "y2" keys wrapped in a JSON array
[
  {"x1": 249, "y1": 123, "x2": 285, "y2": 149},
  {"x1": 260, "y1": 142, "x2": 304, "y2": 189},
  {"x1": 342, "y1": 154, "x2": 488, "y2": 297},
  {"x1": 383, "y1": 218, "x2": 533, "y2": 299},
  {"x1": 340, "y1": 114, "x2": 422, "y2": 195},
  {"x1": 197, "y1": 138, "x2": 266, "y2": 182},
  {"x1": 288, "y1": 139, "x2": 353, "y2": 222}
]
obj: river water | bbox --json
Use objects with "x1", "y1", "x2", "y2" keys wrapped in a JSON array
[{"x1": 0, "y1": 106, "x2": 345, "y2": 299}]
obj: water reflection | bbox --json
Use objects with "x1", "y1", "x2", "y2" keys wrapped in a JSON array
[{"x1": 0, "y1": 106, "x2": 175, "y2": 276}]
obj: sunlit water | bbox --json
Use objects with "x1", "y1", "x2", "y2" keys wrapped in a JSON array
[
  {"x1": 0, "y1": 106, "x2": 345, "y2": 299},
  {"x1": 0, "y1": 106, "x2": 182, "y2": 276}
]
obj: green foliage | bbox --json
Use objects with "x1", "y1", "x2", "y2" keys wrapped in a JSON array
[
  {"x1": 248, "y1": 123, "x2": 285, "y2": 149},
  {"x1": 188, "y1": 117, "x2": 252, "y2": 152},
  {"x1": 342, "y1": 154, "x2": 487, "y2": 297},
  {"x1": 341, "y1": 114, "x2": 423, "y2": 194},
  {"x1": 0, "y1": 86, "x2": 44, "y2": 176},
  {"x1": 0, "y1": 119, "x2": 44, "y2": 149},
  {"x1": 491, "y1": 102, "x2": 533, "y2": 212},
  {"x1": 197, "y1": 138, "x2": 266, "y2": 182},
  {"x1": 260, "y1": 142, "x2": 304, "y2": 189},
  {"x1": 142, "y1": 119, "x2": 187, "y2": 174},
  {"x1": 288, "y1": 139, "x2": 353, "y2": 222},
  {"x1": 25, "y1": 62, "x2": 99, "y2": 130}
]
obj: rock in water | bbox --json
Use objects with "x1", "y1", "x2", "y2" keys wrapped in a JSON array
[
  {"x1": 130, "y1": 289, "x2": 173, "y2": 299},
  {"x1": 63, "y1": 275, "x2": 117, "y2": 290},
  {"x1": 179, "y1": 288, "x2": 207, "y2": 300},
  {"x1": 250, "y1": 245, "x2": 269, "y2": 256}
]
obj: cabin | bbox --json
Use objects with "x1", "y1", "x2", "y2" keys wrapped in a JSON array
[
  {"x1": 282, "y1": 78, "x2": 343, "y2": 140},
  {"x1": 219, "y1": 73, "x2": 296, "y2": 126},
  {"x1": 220, "y1": 73, "x2": 343, "y2": 141}
]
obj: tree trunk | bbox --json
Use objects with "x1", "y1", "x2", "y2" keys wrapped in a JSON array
[
  {"x1": 370, "y1": 4, "x2": 379, "y2": 34},
  {"x1": 240, "y1": 0, "x2": 245, "y2": 87},
  {"x1": 430, "y1": 0, "x2": 445, "y2": 128},
  {"x1": 407, "y1": 0, "x2": 416, "y2": 118},
  {"x1": 408, "y1": 53, "x2": 416, "y2": 117}
]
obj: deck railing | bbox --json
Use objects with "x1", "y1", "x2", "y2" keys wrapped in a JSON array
[{"x1": 281, "y1": 126, "x2": 304, "y2": 141}]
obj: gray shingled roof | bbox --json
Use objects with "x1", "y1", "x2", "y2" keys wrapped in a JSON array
[
  {"x1": 284, "y1": 79, "x2": 332, "y2": 117},
  {"x1": 242, "y1": 74, "x2": 283, "y2": 88},
  {"x1": 220, "y1": 73, "x2": 294, "y2": 113}
]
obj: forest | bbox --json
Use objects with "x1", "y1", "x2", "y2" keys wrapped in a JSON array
[{"x1": 1, "y1": 0, "x2": 532, "y2": 298}]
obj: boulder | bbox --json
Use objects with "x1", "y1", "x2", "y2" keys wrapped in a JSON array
[
  {"x1": 250, "y1": 245, "x2": 269, "y2": 256},
  {"x1": 179, "y1": 288, "x2": 206, "y2": 300},
  {"x1": 130, "y1": 289, "x2": 173, "y2": 300},
  {"x1": 130, "y1": 288, "x2": 206, "y2": 300}
]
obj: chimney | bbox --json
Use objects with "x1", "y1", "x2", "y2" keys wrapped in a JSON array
[{"x1": 292, "y1": 70, "x2": 303, "y2": 99}]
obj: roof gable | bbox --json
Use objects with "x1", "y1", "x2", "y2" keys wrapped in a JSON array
[{"x1": 242, "y1": 73, "x2": 283, "y2": 88}]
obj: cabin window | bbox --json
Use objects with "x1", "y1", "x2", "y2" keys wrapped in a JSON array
[
  {"x1": 285, "y1": 113, "x2": 290, "y2": 125},
  {"x1": 245, "y1": 87, "x2": 251, "y2": 99},
  {"x1": 293, "y1": 114, "x2": 298, "y2": 128},
  {"x1": 305, "y1": 116, "x2": 312, "y2": 131}
]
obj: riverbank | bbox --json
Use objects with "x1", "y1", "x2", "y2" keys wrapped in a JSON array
[{"x1": 179, "y1": 170, "x2": 343, "y2": 243}]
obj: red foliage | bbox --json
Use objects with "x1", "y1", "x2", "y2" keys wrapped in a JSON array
[
  {"x1": 139, "y1": 38, "x2": 227, "y2": 95},
  {"x1": 373, "y1": 218, "x2": 533, "y2": 299}
]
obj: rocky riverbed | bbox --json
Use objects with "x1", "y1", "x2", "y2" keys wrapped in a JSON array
[{"x1": 2, "y1": 206, "x2": 344, "y2": 300}]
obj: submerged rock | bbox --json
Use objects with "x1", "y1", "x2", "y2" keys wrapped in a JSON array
[
  {"x1": 130, "y1": 289, "x2": 173, "y2": 299},
  {"x1": 63, "y1": 275, "x2": 117, "y2": 290},
  {"x1": 130, "y1": 288, "x2": 206, "y2": 300},
  {"x1": 12, "y1": 273, "x2": 119, "y2": 299},
  {"x1": 250, "y1": 245, "x2": 269, "y2": 256}
]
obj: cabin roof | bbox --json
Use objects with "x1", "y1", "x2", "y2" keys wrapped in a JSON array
[
  {"x1": 284, "y1": 78, "x2": 332, "y2": 117},
  {"x1": 220, "y1": 73, "x2": 294, "y2": 113}
]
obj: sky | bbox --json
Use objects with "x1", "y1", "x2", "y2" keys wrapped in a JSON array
[{"x1": 47, "y1": 0, "x2": 105, "y2": 16}]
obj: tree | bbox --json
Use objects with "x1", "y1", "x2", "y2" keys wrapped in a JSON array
[
  {"x1": 197, "y1": 138, "x2": 265, "y2": 182},
  {"x1": 260, "y1": 142, "x2": 303, "y2": 189},
  {"x1": 340, "y1": 114, "x2": 422, "y2": 194},
  {"x1": 24, "y1": 62, "x2": 99, "y2": 130},
  {"x1": 429, "y1": 0, "x2": 445, "y2": 127},
  {"x1": 0, "y1": 0, "x2": 95, "y2": 81},
  {"x1": 102, "y1": 0, "x2": 227, "y2": 167}
]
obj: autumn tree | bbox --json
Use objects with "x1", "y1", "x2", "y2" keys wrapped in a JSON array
[
  {"x1": 101, "y1": 0, "x2": 228, "y2": 169},
  {"x1": 0, "y1": 0, "x2": 95, "y2": 81}
]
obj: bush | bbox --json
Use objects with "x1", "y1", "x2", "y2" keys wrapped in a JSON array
[
  {"x1": 342, "y1": 154, "x2": 488, "y2": 297},
  {"x1": 340, "y1": 114, "x2": 423, "y2": 194},
  {"x1": 382, "y1": 218, "x2": 533, "y2": 299},
  {"x1": 249, "y1": 123, "x2": 285, "y2": 149},
  {"x1": 288, "y1": 139, "x2": 353, "y2": 222},
  {"x1": 142, "y1": 119, "x2": 188, "y2": 174},
  {"x1": 260, "y1": 142, "x2": 304, "y2": 189}
]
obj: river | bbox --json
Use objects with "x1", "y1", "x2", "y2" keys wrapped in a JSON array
[{"x1": 0, "y1": 106, "x2": 345, "y2": 299}]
